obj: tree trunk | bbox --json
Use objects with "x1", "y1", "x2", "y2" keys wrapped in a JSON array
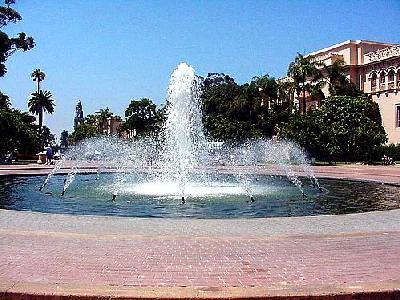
[
  {"x1": 39, "y1": 109, "x2": 43, "y2": 133},
  {"x1": 302, "y1": 82, "x2": 306, "y2": 114},
  {"x1": 37, "y1": 80, "x2": 40, "y2": 94}
]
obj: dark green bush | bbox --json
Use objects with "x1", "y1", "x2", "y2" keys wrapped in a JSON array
[{"x1": 372, "y1": 144, "x2": 400, "y2": 161}]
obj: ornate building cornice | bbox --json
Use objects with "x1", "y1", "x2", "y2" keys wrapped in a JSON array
[
  {"x1": 365, "y1": 45, "x2": 400, "y2": 64},
  {"x1": 364, "y1": 56, "x2": 400, "y2": 73}
]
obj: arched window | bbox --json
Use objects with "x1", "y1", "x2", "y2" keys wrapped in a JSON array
[
  {"x1": 397, "y1": 105, "x2": 400, "y2": 128},
  {"x1": 388, "y1": 70, "x2": 395, "y2": 82},
  {"x1": 371, "y1": 73, "x2": 377, "y2": 91},
  {"x1": 379, "y1": 71, "x2": 386, "y2": 90},
  {"x1": 397, "y1": 70, "x2": 400, "y2": 88},
  {"x1": 388, "y1": 69, "x2": 395, "y2": 89},
  {"x1": 380, "y1": 71, "x2": 386, "y2": 83}
]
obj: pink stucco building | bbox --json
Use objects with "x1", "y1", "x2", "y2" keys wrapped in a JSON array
[{"x1": 300, "y1": 40, "x2": 400, "y2": 144}]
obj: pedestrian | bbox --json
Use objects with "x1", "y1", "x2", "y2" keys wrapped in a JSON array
[{"x1": 45, "y1": 145, "x2": 53, "y2": 165}]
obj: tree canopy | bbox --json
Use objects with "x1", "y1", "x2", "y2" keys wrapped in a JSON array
[
  {"x1": 287, "y1": 53, "x2": 323, "y2": 112},
  {"x1": 31, "y1": 68, "x2": 46, "y2": 92},
  {"x1": 28, "y1": 90, "x2": 55, "y2": 132},
  {"x1": 323, "y1": 59, "x2": 363, "y2": 97},
  {"x1": 201, "y1": 73, "x2": 291, "y2": 141},
  {"x1": 0, "y1": 106, "x2": 38, "y2": 157},
  {"x1": 123, "y1": 98, "x2": 161, "y2": 137},
  {"x1": 60, "y1": 130, "x2": 69, "y2": 149},
  {"x1": 0, "y1": 90, "x2": 10, "y2": 108},
  {"x1": 0, "y1": 0, "x2": 35, "y2": 77},
  {"x1": 281, "y1": 95, "x2": 387, "y2": 162}
]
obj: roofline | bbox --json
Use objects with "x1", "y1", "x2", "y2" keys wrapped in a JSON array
[{"x1": 306, "y1": 40, "x2": 398, "y2": 57}]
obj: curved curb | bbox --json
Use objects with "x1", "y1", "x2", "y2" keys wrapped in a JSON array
[{"x1": 2, "y1": 283, "x2": 400, "y2": 299}]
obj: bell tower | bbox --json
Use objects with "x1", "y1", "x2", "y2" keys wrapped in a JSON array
[{"x1": 74, "y1": 100, "x2": 84, "y2": 130}]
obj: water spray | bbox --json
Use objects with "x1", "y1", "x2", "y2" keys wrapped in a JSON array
[
  {"x1": 60, "y1": 178, "x2": 67, "y2": 196},
  {"x1": 61, "y1": 166, "x2": 78, "y2": 196},
  {"x1": 39, "y1": 159, "x2": 64, "y2": 192}
]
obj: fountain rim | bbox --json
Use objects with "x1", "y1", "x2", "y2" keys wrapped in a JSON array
[{"x1": 0, "y1": 165, "x2": 400, "y2": 220}]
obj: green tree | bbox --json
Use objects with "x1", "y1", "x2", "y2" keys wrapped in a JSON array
[
  {"x1": 60, "y1": 130, "x2": 69, "y2": 149},
  {"x1": 96, "y1": 107, "x2": 113, "y2": 133},
  {"x1": 41, "y1": 125, "x2": 55, "y2": 146},
  {"x1": 252, "y1": 74, "x2": 278, "y2": 107},
  {"x1": 251, "y1": 74, "x2": 293, "y2": 137},
  {"x1": 287, "y1": 53, "x2": 322, "y2": 113},
  {"x1": 0, "y1": 91, "x2": 10, "y2": 108},
  {"x1": 0, "y1": 108, "x2": 38, "y2": 158},
  {"x1": 0, "y1": 0, "x2": 35, "y2": 77},
  {"x1": 28, "y1": 90, "x2": 55, "y2": 133},
  {"x1": 201, "y1": 73, "x2": 292, "y2": 141},
  {"x1": 201, "y1": 73, "x2": 243, "y2": 140},
  {"x1": 323, "y1": 59, "x2": 363, "y2": 97},
  {"x1": 31, "y1": 68, "x2": 45, "y2": 93},
  {"x1": 69, "y1": 113, "x2": 99, "y2": 143},
  {"x1": 282, "y1": 95, "x2": 387, "y2": 162},
  {"x1": 70, "y1": 122, "x2": 97, "y2": 142},
  {"x1": 124, "y1": 98, "x2": 158, "y2": 137},
  {"x1": 84, "y1": 114, "x2": 98, "y2": 126}
]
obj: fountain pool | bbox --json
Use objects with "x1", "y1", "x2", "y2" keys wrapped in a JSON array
[
  {"x1": 3, "y1": 63, "x2": 399, "y2": 219},
  {"x1": 1, "y1": 174, "x2": 400, "y2": 218}
]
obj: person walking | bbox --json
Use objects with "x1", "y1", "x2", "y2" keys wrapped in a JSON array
[{"x1": 45, "y1": 145, "x2": 53, "y2": 165}]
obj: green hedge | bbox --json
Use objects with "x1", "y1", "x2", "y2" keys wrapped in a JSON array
[{"x1": 372, "y1": 144, "x2": 400, "y2": 161}]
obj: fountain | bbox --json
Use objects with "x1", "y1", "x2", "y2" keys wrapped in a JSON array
[
  {"x1": 18, "y1": 62, "x2": 400, "y2": 220},
  {"x1": 37, "y1": 63, "x2": 322, "y2": 203},
  {"x1": 1, "y1": 63, "x2": 400, "y2": 218},
  {"x1": 43, "y1": 63, "x2": 320, "y2": 203}
]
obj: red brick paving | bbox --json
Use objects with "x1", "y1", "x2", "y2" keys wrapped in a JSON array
[
  {"x1": 0, "y1": 164, "x2": 400, "y2": 298},
  {"x1": 2, "y1": 232, "x2": 400, "y2": 288},
  {"x1": 1, "y1": 229, "x2": 400, "y2": 298}
]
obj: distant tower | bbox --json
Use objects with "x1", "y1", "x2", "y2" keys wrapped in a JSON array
[{"x1": 74, "y1": 100, "x2": 84, "y2": 130}]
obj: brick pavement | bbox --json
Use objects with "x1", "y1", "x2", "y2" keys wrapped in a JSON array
[{"x1": 0, "y1": 164, "x2": 400, "y2": 299}]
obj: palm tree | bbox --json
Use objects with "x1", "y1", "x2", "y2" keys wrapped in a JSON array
[
  {"x1": 323, "y1": 59, "x2": 362, "y2": 97},
  {"x1": 287, "y1": 53, "x2": 322, "y2": 113},
  {"x1": 252, "y1": 74, "x2": 278, "y2": 108},
  {"x1": 28, "y1": 90, "x2": 55, "y2": 133},
  {"x1": 277, "y1": 80, "x2": 296, "y2": 105},
  {"x1": 31, "y1": 69, "x2": 46, "y2": 93},
  {"x1": 95, "y1": 108, "x2": 112, "y2": 134}
]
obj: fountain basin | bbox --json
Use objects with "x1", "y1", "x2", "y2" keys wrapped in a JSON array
[{"x1": 1, "y1": 173, "x2": 399, "y2": 218}]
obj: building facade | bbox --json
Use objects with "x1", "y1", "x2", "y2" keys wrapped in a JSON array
[{"x1": 302, "y1": 40, "x2": 400, "y2": 144}]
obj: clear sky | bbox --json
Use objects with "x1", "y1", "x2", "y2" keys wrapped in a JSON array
[{"x1": 0, "y1": 0, "x2": 399, "y2": 138}]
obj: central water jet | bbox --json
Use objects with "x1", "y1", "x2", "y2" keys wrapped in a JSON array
[{"x1": 161, "y1": 63, "x2": 207, "y2": 199}]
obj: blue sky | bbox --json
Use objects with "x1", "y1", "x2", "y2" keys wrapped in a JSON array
[{"x1": 0, "y1": 0, "x2": 399, "y2": 138}]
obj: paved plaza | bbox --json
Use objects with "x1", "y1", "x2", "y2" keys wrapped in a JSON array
[{"x1": 0, "y1": 165, "x2": 399, "y2": 299}]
